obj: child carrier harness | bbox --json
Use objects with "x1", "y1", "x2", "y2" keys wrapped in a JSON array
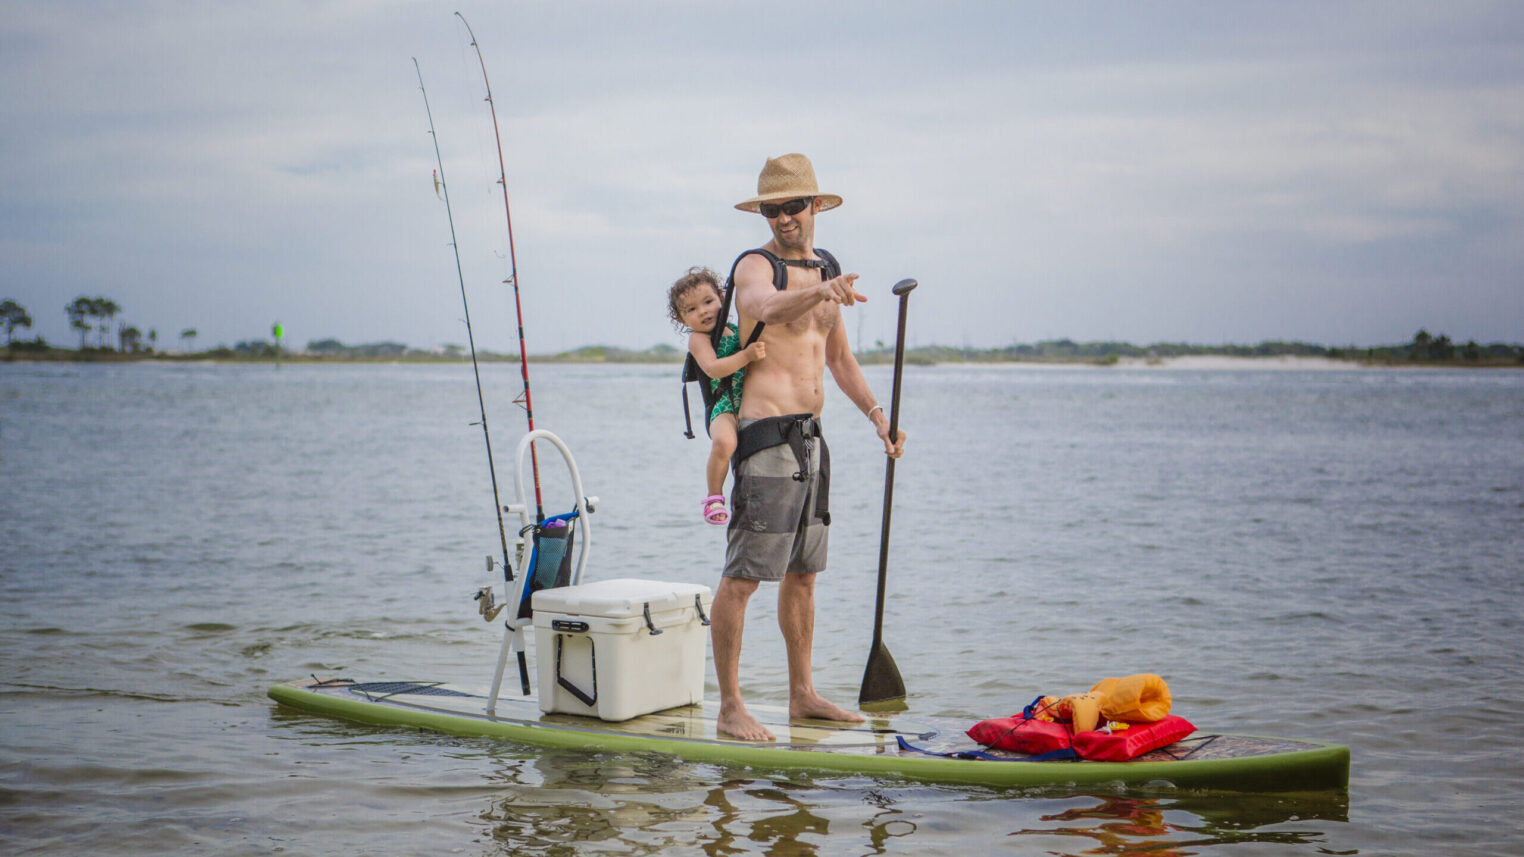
[{"x1": 680, "y1": 246, "x2": 841, "y2": 439}]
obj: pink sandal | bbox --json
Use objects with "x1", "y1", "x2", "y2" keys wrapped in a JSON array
[{"x1": 702, "y1": 494, "x2": 728, "y2": 525}]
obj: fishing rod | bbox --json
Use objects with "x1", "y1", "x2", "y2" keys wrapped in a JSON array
[
  {"x1": 412, "y1": 57, "x2": 515, "y2": 581},
  {"x1": 455, "y1": 11, "x2": 545, "y2": 523}
]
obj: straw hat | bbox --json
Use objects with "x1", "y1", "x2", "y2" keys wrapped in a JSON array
[{"x1": 734, "y1": 153, "x2": 843, "y2": 214}]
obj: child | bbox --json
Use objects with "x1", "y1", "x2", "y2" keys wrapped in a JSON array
[{"x1": 667, "y1": 266, "x2": 766, "y2": 525}]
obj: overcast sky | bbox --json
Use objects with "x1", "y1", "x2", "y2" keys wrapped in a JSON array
[{"x1": 3, "y1": 1, "x2": 1521, "y2": 354}]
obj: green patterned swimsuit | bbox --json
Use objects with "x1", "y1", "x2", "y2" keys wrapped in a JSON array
[{"x1": 709, "y1": 323, "x2": 744, "y2": 421}]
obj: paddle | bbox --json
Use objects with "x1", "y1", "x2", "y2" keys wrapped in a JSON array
[{"x1": 859, "y1": 278, "x2": 917, "y2": 707}]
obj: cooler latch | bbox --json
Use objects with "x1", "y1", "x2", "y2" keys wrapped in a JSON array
[
  {"x1": 694, "y1": 594, "x2": 710, "y2": 626},
  {"x1": 642, "y1": 602, "x2": 663, "y2": 636}
]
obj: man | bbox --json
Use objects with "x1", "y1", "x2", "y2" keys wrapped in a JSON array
[{"x1": 712, "y1": 153, "x2": 906, "y2": 741}]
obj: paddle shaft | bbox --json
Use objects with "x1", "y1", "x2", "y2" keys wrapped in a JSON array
[{"x1": 870, "y1": 285, "x2": 913, "y2": 648}]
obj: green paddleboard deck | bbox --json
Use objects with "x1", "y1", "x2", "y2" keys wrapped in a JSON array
[{"x1": 268, "y1": 678, "x2": 1347, "y2": 791}]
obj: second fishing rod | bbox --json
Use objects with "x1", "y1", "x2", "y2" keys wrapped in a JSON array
[{"x1": 456, "y1": 11, "x2": 545, "y2": 524}]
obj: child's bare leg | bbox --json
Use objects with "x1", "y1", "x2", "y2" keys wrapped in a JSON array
[{"x1": 707, "y1": 414, "x2": 738, "y2": 497}]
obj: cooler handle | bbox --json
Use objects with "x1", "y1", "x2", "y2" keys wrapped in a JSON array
[{"x1": 554, "y1": 634, "x2": 597, "y2": 707}]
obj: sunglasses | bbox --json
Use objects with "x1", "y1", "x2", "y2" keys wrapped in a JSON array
[{"x1": 759, "y1": 197, "x2": 812, "y2": 218}]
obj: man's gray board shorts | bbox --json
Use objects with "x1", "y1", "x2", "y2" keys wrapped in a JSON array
[{"x1": 723, "y1": 417, "x2": 828, "y2": 581}]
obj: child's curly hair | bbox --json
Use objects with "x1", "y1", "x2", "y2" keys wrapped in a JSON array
[{"x1": 666, "y1": 266, "x2": 723, "y2": 332}]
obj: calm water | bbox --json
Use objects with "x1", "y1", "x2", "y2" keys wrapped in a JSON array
[{"x1": 1, "y1": 360, "x2": 1521, "y2": 856}]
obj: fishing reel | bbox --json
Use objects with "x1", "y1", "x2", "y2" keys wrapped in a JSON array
[
  {"x1": 474, "y1": 588, "x2": 505, "y2": 622},
  {"x1": 474, "y1": 555, "x2": 506, "y2": 622}
]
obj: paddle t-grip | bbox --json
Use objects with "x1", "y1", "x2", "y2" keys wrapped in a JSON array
[{"x1": 892, "y1": 278, "x2": 917, "y2": 296}]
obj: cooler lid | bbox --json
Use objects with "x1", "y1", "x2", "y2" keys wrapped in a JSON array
[{"x1": 531, "y1": 578, "x2": 712, "y2": 619}]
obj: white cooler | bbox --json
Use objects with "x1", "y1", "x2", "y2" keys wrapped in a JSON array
[{"x1": 531, "y1": 578, "x2": 713, "y2": 721}]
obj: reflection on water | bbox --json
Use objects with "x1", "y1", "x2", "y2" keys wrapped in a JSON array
[
  {"x1": 1013, "y1": 796, "x2": 1189, "y2": 856},
  {"x1": 702, "y1": 781, "x2": 831, "y2": 857},
  {"x1": 482, "y1": 750, "x2": 711, "y2": 854},
  {"x1": 470, "y1": 746, "x2": 1347, "y2": 857},
  {"x1": 1008, "y1": 793, "x2": 1347, "y2": 856}
]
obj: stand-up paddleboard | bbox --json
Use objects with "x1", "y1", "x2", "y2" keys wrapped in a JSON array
[
  {"x1": 269, "y1": 415, "x2": 1346, "y2": 792},
  {"x1": 269, "y1": 678, "x2": 1347, "y2": 791}
]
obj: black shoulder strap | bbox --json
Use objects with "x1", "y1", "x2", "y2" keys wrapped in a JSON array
[
  {"x1": 814, "y1": 247, "x2": 841, "y2": 279},
  {"x1": 680, "y1": 352, "x2": 706, "y2": 438},
  {"x1": 752, "y1": 246, "x2": 789, "y2": 288},
  {"x1": 722, "y1": 247, "x2": 786, "y2": 348}
]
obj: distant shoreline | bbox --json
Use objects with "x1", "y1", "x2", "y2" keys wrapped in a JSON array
[
  {"x1": 11, "y1": 327, "x2": 1518, "y2": 368},
  {"x1": 5, "y1": 348, "x2": 1520, "y2": 370}
]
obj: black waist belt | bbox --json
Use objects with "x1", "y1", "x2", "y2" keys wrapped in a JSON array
[{"x1": 733, "y1": 413, "x2": 830, "y2": 524}]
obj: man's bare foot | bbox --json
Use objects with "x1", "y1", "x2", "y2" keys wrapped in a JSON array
[
  {"x1": 717, "y1": 704, "x2": 775, "y2": 742},
  {"x1": 790, "y1": 691, "x2": 865, "y2": 723}
]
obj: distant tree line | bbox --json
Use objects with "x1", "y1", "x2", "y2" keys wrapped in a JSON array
[
  {"x1": 3, "y1": 297, "x2": 1520, "y2": 367},
  {"x1": 2, "y1": 299, "x2": 34, "y2": 346},
  {"x1": 305, "y1": 338, "x2": 410, "y2": 358},
  {"x1": 939, "y1": 339, "x2": 1334, "y2": 360},
  {"x1": 554, "y1": 343, "x2": 682, "y2": 363},
  {"x1": 856, "y1": 331, "x2": 1524, "y2": 366},
  {"x1": 1327, "y1": 330, "x2": 1521, "y2": 364},
  {"x1": 0, "y1": 296, "x2": 198, "y2": 356}
]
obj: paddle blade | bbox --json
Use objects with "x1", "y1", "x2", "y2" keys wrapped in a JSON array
[{"x1": 858, "y1": 641, "x2": 907, "y2": 706}]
